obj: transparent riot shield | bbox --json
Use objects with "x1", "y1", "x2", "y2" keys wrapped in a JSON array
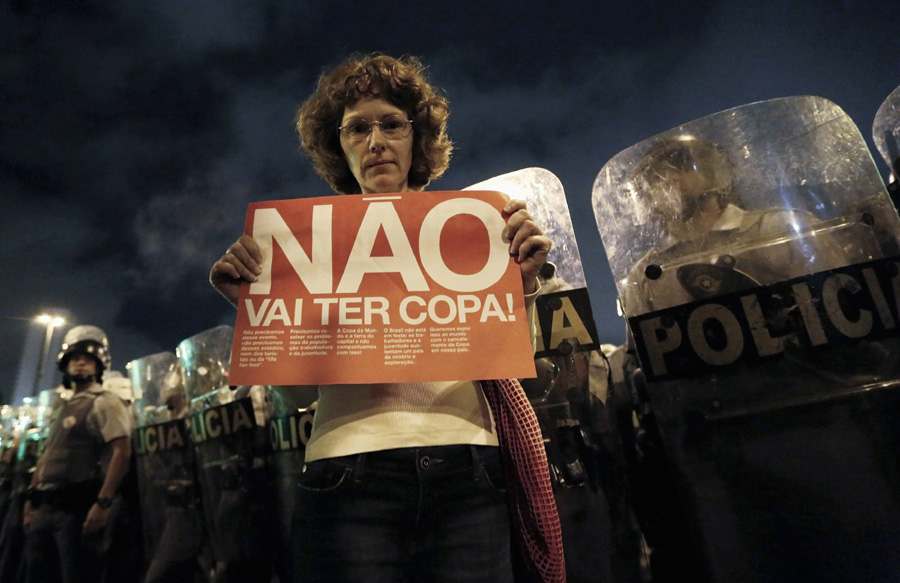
[
  {"x1": 19, "y1": 392, "x2": 58, "y2": 487},
  {"x1": 128, "y1": 351, "x2": 203, "y2": 582},
  {"x1": 179, "y1": 325, "x2": 277, "y2": 582},
  {"x1": 0, "y1": 404, "x2": 21, "y2": 573},
  {"x1": 0, "y1": 406, "x2": 16, "y2": 524},
  {"x1": 593, "y1": 96, "x2": 900, "y2": 582},
  {"x1": 0, "y1": 406, "x2": 29, "y2": 581},
  {"x1": 0, "y1": 399, "x2": 53, "y2": 582},
  {"x1": 469, "y1": 169, "x2": 643, "y2": 583},
  {"x1": 873, "y1": 83, "x2": 900, "y2": 195},
  {"x1": 264, "y1": 384, "x2": 317, "y2": 582}
]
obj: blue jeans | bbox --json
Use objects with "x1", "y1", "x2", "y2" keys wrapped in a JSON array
[{"x1": 291, "y1": 444, "x2": 514, "y2": 583}]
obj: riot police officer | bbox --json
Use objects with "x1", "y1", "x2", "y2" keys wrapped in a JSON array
[
  {"x1": 595, "y1": 97, "x2": 900, "y2": 583},
  {"x1": 23, "y1": 325, "x2": 132, "y2": 583},
  {"x1": 132, "y1": 354, "x2": 207, "y2": 583}
]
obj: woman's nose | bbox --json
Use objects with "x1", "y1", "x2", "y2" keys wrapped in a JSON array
[{"x1": 368, "y1": 126, "x2": 386, "y2": 152}]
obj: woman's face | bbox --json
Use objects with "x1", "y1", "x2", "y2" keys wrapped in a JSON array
[{"x1": 340, "y1": 96, "x2": 413, "y2": 194}]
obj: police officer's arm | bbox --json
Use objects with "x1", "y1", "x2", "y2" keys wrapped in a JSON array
[{"x1": 82, "y1": 435, "x2": 131, "y2": 534}]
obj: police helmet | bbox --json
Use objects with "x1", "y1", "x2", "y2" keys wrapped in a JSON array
[
  {"x1": 634, "y1": 135, "x2": 733, "y2": 192},
  {"x1": 633, "y1": 135, "x2": 736, "y2": 229},
  {"x1": 57, "y1": 325, "x2": 111, "y2": 375}
]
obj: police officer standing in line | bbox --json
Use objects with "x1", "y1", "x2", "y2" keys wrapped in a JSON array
[
  {"x1": 0, "y1": 402, "x2": 45, "y2": 582},
  {"x1": 22, "y1": 325, "x2": 132, "y2": 583}
]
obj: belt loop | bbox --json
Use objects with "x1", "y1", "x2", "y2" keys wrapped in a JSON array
[
  {"x1": 469, "y1": 445, "x2": 480, "y2": 480},
  {"x1": 353, "y1": 452, "x2": 366, "y2": 483}
]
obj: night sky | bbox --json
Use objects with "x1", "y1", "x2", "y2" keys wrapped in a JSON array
[{"x1": 3, "y1": 0, "x2": 900, "y2": 403}]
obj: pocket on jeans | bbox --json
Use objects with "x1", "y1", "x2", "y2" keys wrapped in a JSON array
[
  {"x1": 296, "y1": 459, "x2": 352, "y2": 493},
  {"x1": 478, "y1": 451, "x2": 508, "y2": 494}
]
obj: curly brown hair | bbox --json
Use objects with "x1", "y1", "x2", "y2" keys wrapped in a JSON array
[{"x1": 296, "y1": 54, "x2": 453, "y2": 194}]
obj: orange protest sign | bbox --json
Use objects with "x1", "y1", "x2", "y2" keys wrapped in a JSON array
[{"x1": 229, "y1": 190, "x2": 537, "y2": 386}]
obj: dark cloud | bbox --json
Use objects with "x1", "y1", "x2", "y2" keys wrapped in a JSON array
[{"x1": 3, "y1": 0, "x2": 900, "y2": 403}]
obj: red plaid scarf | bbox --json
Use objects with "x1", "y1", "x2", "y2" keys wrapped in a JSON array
[{"x1": 480, "y1": 378, "x2": 566, "y2": 583}]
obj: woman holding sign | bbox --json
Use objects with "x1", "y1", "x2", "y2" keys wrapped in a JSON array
[{"x1": 210, "y1": 54, "x2": 561, "y2": 583}]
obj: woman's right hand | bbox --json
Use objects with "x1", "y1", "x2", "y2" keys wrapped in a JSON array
[{"x1": 209, "y1": 235, "x2": 263, "y2": 307}]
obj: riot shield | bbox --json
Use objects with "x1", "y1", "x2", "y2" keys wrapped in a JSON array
[
  {"x1": 466, "y1": 168, "x2": 601, "y2": 359},
  {"x1": 179, "y1": 325, "x2": 277, "y2": 582},
  {"x1": 593, "y1": 96, "x2": 900, "y2": 582},
  {"x1": 19, "y1": 392, "x2": 57, "y2": 485},
  {"x1": 469, "y1": 169, "x2": 643, "y2": 583},
  {"x1": 0, "y1": 404, "x2": 21, "y2": 579},
  {"x1": 873, "y1": 83, "x2": 900, "y2": 189},
  {"x1": 128, "y1": 351, "x2": 203, "y2": 582},
  {"x1": 0, "y1": 400, "x2": 52, "y2": 582},
  {"x1": 264, "y1": 384, "x2": 317, "y2": 582},
  {"x1": 0, "y1": 406, "x2": 28, "y2": 581},
  {"x1": 0, "y1": 406, "x2": 16, "y2": 524}
]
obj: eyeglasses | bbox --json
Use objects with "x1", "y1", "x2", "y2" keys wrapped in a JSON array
[{"x1": 338, "y1": 115, "x2": 413, "y2": 141}]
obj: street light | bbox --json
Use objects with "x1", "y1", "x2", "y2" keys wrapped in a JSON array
[{"x1": 33, "y1": 314, "x2": 65, "y2": 396}]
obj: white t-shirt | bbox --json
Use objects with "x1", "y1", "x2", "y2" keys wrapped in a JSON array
[
  {"x1": 305, "y1": 380, "x2": 498, "y2": 461},
  {"x1": 305, "y1": 287, "x2": 540, "y2": 462}
]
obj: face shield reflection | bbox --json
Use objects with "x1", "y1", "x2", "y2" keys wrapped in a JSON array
[{"x1": 632, "y1": 136, "x2": 735, "y2": 240}]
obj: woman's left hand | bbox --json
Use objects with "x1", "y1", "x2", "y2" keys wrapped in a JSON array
[{"x1": 502, "y1": 199, "x2": 551, "y2": 295}]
